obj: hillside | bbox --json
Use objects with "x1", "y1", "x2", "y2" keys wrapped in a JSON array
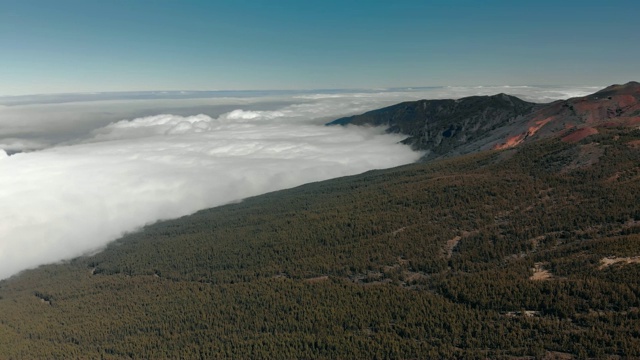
[
  {"x1": 328, "y1": 81, "x2": 640, "y2": 161},
  {"x1": 328, "y1": 93, "x2": 540, "y2": 161},
  {"x1": 0, "y1": 122, "x2": 639, "y2": 358}
]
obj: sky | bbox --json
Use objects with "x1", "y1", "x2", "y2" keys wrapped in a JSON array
[{"x1": 1, "y1": 0, "x2": 638, "y2": 96}]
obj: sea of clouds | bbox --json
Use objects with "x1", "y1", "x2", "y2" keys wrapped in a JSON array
[{"x1": 0, "y1": 85, "x2": 599, "y2": 280}]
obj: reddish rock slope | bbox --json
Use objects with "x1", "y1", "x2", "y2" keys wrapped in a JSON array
[{"x1": 494, "y1": 81, "x2": 640, "y2": 149}]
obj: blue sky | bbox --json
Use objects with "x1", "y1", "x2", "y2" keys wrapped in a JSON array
[{"x1": 1, "y1": 0, "x2": 638, "y2": 95}]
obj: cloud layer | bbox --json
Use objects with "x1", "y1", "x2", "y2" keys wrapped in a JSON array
[
  {"x1": 0, "y1": 110, "x2": 420, "y2": 280},
  {"x1": 0, "y1": 86, "x2": 599, "y2": 153}
]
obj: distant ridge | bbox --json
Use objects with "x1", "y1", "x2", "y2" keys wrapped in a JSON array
[{"x1": 328, "y1": 81, "x2": 640, "y2": 160}]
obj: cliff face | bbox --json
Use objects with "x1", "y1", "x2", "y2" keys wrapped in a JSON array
[{"x1": 328, "y1": 81, "x2": 640, "y2": 160}]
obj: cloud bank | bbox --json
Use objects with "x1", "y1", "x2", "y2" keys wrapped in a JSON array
[
  {"x1": 0, "y1": 110, "x2": 420, "y2": 280},
  {"x1": 0, "y1": 86, "x2": 598, "y2": 153}
]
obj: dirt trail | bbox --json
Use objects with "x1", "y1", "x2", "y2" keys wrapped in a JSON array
[{"x1": 599, "y1": 256, "x2": 640, "y2": 269}]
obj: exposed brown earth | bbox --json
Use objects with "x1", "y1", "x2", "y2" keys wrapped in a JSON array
[
  {"x1": 494, "y1": 117, "x2": 555, "y2": 150},
  {"x1": 494, "y1": 81, "x2": 640, "y2": 150},
  {"x1": 444, "y1": 231, "x2": 476, "y2": 258},
  {"x1": 627, "y1": 139, "x2": 640, "y2": 148},
  {"x1": 598, "y1": 256, "x2": 640, "y2": 269},
  {"x1": 530, "y1": 263, "x2": 553, "y2": 281},
  {"x1": 444, "y1": 236, "x2": 462, "y2": 259},
  {"x1": 561, "y1": 127, "x2": 598, "y2": 143},
  {"x1": 402, "y1": 271, "x2": 428, "y2": 283},
  {"x1": 304, "y1": 275, "x2": 329, "y2": 283}
]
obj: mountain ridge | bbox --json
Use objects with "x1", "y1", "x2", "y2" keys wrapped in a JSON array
[
  {"x1": 328, "y1": 81, "x2": 640, "y2": 160},
  {"x1": 328, "y1": 93, "x2": 542, "y2": 161}
]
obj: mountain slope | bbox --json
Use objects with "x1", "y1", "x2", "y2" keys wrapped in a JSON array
[
  {"x1": 328, "y1": 81, "x2": 640, "y2": 161},
  {"x1": 0, "y1": 123, "x2": 639, "y2": 358},
  {"x1": 328, "y1": 93, "x2": 540, "y2": 160},
  {"x1": 494, "y1": 81, "x2": 640, "y2": 149}
]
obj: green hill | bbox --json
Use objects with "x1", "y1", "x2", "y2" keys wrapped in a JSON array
[{"x1": 1, "y1": 123, "x2": 639, "y2": 358}]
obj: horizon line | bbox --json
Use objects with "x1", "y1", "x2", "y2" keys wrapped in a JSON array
[{"x1": 0, "y1": 83, "x2": 610, "y2": 99}]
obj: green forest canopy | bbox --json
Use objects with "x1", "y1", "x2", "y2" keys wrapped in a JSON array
[{"x1": 0, "y1": 126, "x2": 639, "y2": 359}]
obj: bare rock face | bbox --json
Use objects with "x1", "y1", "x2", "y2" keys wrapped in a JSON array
[{"x1": 328, "y1": 81, "x2": 640, "y2": 161}]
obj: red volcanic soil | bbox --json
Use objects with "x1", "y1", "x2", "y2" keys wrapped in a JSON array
[
  {"x1": 561, "y1": 127, "x2": 598, "y2": 143},
  {"x1": 493, "y1": 133, "x2": 525, "y2": 150},
  {"x1": 493, "y1": 81, "x2": 640, "y2": 150},
  {"x1": 571, "y1": 94, "x2": 640, "y2": 124},
  {"x1": 628, "y1": 139, "x2": 640, "y2": 148},
  {"x1": 493, "y1": 117, "x2": 553, "y2": 150}
]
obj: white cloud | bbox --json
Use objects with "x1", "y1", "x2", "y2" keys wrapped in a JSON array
[
  {"x1": 0, "y1": 86, "x2": 600, "y2": 153},
  {"x1": 427, "y1": 85, "x2": 601, "y2": 103},
  {"x1": 0, "y1": 138, "x2": 50, "y2": 152},
  {"x1": 0, "y1": 110, "x2": 421, "y2": 280}
]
